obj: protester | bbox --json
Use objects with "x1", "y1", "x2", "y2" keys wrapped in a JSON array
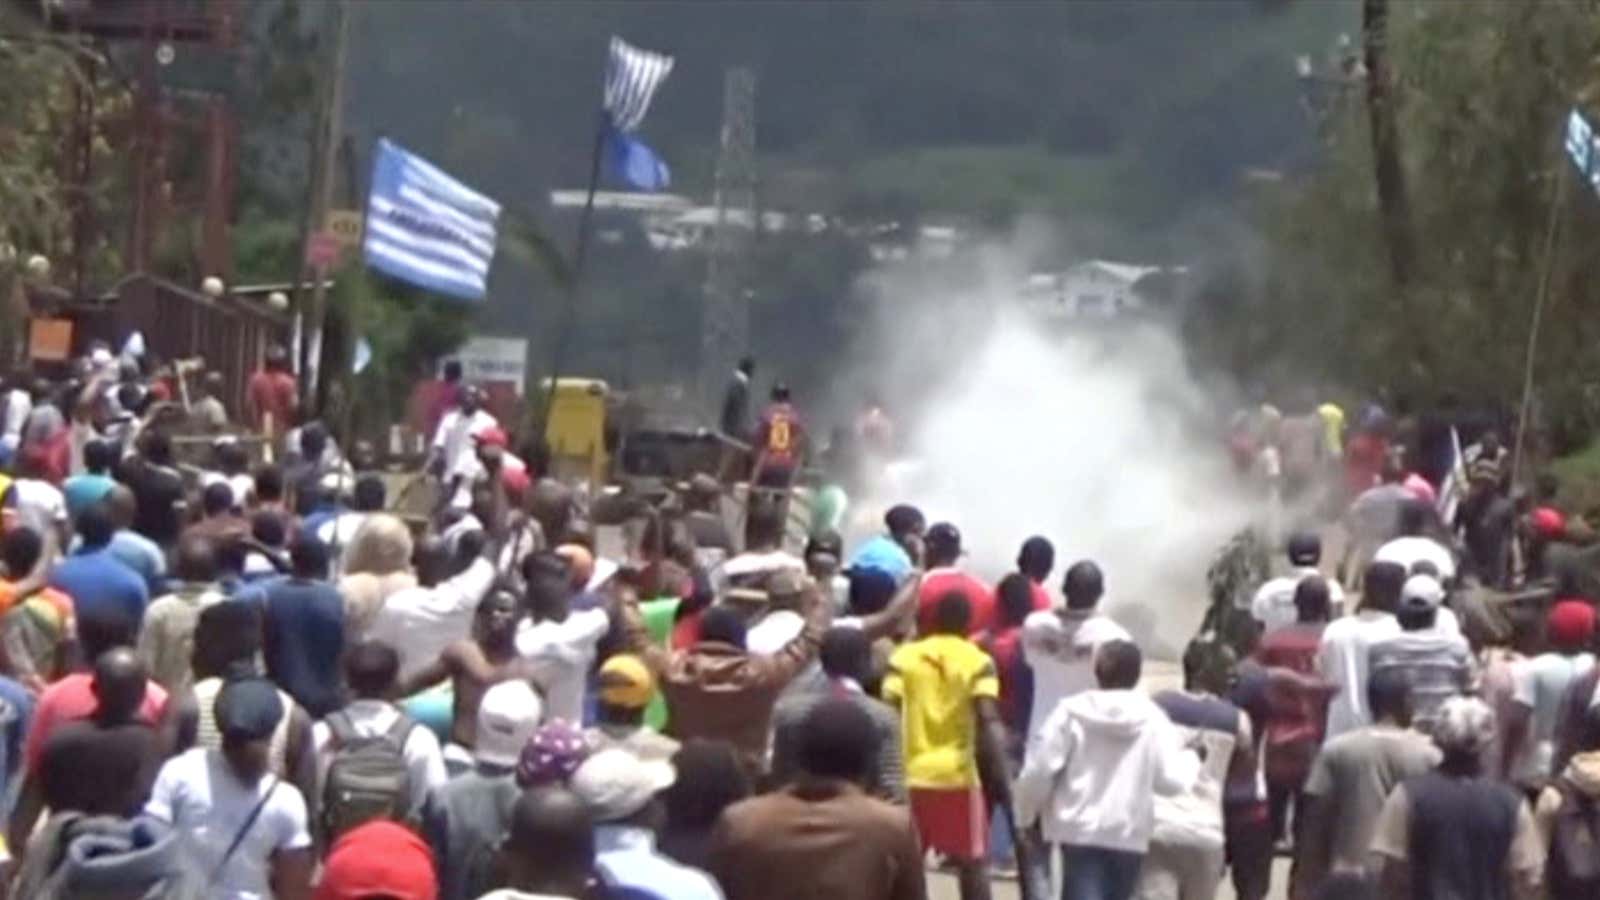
[
  {"x1": 848, "y1": 504, "x2": 925, "y2": 584},
  {"x1": 751, "y1": 383, "x2": 805, "y2": 489},
  {"x1": 96, "y1": 483, "x2": 167, "y2": 592},
  {"x1": 1370, "y1": 696, "x2": 1543, "y2": 900},
  {"x1": 625, "y1": 575, "x2": 829, "y2": 776},
  {"x1": 0, "y1": 525, "x2": 72, "y2": 692},
  {"x1": 183, "y1": 482, "x2": 250, "y2": 546},
  {"x1": 136, "y1": 534, "x2": 226, "y2": 693},
  {"x1": 1255, "y1": 575, "x2": 1335, "y2": 845},
  {"x1": 1293, "y1": 667, "x2": 1439, "y2": 899},
  {"x1": 1533, "y1": 703, "x2": 1600, "y2": 899},
  {"x1": 261, "y1": 535, "x2": 347, "y2": 718},
  {"x1": 1367, "y1": 573, "x2": 1476, "y2": 732},
  {"x1": 658, "y1": 739, "x2": 752, "y2": 871},
  {"x1": 246, "y1": 345, "x2": 298, "y2": 439},
  {"x1": 585, "y1": 653, "x2": 681, "y2": 762},
  {"x1": 482, "y1": 786, "x2": 597, "y2": 900},
  {"x1": 1374, "y1": 499, "x2": 1457, "y2": 583},
  {"x1": 710, "y1": 699, "x2": 925, "y2": 900},
  {"x1": 145, "y1": 677, "x2": 314, "y2": 900},
  {"x1": 316, "y1": 820, "x2": 439, "y2": 900},
  {"x1": 30, "y1": 649, "x2": 164, "y2": 823},
  {"x1": 401, "y1": 588, "x2": 540, "y2": 754},
  {"x1": 771, "y1": 626, "x2": 904, "y2": 802},
  {"x1": 916, "y1": 523, "x2": 995, "y2": 634},
  {"x1": 424, "y1": 679, "x2": 543, "y2": 900},
  {"x1": 313, "y1": 640, "x2": 448, "y2": 833},
  {"x1": 516, "y1": 552, "x2": 612, "y2": 725},
  {"x1": 1022, "y1": 560, "x2": 1132, "y2": 749},
  {"x1": 1503, "y1": 599, "x2": 1596, "y2": 785},
  {"x1": 1249, "y1": 532, "x2": 1345, "y2": 632},
  {"x1": 1318, "y1": 560, "x2": 1404, "y2": 740},
  {"x1": 884, "y1": 591, "x2": 1010, "y2": 900},
  {"x1": 370, "y1": 529, "x2": 495, "y2": 678},
  {"x1": 1015, "y1": 535, "x2": 1057, "y2": 611},
  {"x1": 50, "y1": 503, "x2": 149, "y2": 628},
  {"x1": 1138, "y1": 639, "x2": 1255, "y2": 900},
  {"x1": 431, "y1": 386, "x2": 498, "y2": 511},
  {"x1": 61, "y1": 438, "x2": 116, "y2": 521},
  {"x1": 570, "y1": 747, "x2": 722, "y2": 900},
  {"x1": 124, "y1": 430, "x2": 185, "y2": 548}
]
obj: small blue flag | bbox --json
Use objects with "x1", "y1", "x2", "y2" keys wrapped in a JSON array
[{"x1": 604, "y1": 126, "x2": 671, "y2": 192}]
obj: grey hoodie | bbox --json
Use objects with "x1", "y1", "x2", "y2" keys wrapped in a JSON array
[{"x1": 33, "y1": 815, "x2": 205, "y2": 900}]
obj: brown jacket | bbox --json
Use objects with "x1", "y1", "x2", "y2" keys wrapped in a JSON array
[
  {"x1": 624, "y1": 595, "x2": 828, "y2": 776},
  {"x1": 708, "y1": 778, "x2": 925, "y2": 900}
]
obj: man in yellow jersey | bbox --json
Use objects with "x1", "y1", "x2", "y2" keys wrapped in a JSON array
[{"x1": 883, "y1": 589, "x2": 1012, "y2": 900}]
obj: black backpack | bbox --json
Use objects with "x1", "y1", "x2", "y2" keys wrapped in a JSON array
[
  {"x1": 320, "y1": 711, "x2": 415, "y2": 839},
  {"x1": 1550, "y1": 780, "x2": 1600, "y2": 898}
]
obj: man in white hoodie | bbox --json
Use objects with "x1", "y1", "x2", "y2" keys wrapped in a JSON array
[{"x1": 1015, "y1": 640, "x2": 1198, "y2": 900}]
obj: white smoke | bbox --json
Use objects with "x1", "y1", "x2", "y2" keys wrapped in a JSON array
[{"x1": 848, "y1": 238, "x2": 1257, "y2": 655}]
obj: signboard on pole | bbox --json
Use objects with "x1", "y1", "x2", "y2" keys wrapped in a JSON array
[
  {"x1": 455, "y1": 336, "x2": 528, "y2": 394},
  {"x1": 326, "y1": 210, "x2": 364, "y2": 248}
]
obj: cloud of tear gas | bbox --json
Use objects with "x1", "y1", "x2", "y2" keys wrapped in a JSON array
[{"x1": 849, "y1": 240, "x2": 1256, "y2": 656}]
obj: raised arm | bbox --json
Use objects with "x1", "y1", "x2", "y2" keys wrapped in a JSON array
[{"x1": 750, "y1": 579, "x2": 833, "y2": 690}]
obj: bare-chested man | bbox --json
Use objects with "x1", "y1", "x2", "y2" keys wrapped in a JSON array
[{"x1": 399, "y1": 587, "x2": 547, "y2": 749}]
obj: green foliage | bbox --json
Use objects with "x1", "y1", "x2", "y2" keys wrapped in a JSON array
[{"x1": 1191, "y1": 0, "x2": 1600, "y2": 438}]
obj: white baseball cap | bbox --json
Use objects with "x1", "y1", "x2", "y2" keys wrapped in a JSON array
[
  {"x1": 1401, "y1": 574, "x2": 1444, "y2": 613},
  {"x1": 570, "y1": 747, "x2": 676, "y2": 823},
  {"x1": 474, "y1": 680, "x2": 543, "y2": 769}
]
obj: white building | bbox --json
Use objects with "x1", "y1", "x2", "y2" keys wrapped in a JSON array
[{"x1": 1020, "y1": 260, "x2": 1176, "y2": 320}]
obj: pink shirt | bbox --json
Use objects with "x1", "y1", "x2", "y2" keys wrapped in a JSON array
[{"x1": 25, "y1": 672, "x2": 168, "y2": 774}]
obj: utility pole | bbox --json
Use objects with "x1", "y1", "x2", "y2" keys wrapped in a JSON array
[
  {"x1": 299, "y1": 0, "x2": 350, "y2": 411},
  {"x1": 700, "y1": 66, "x2": 758, "y2": 416}
]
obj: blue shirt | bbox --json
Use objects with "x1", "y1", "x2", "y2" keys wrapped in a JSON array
[
  {"x1": 49, "y1": 547, "x2": 151, "y2": 627},
  {"x1": 595, "y1": 826, "x2": 722, "y2": 900},
  {"x1": 61, "y1": 474, "x2": 116, "y2": 522},
  {"x1": 107, "y1": 530, "x2": 167, "y2": 594},
  {"x1": 848, "y1": 534, "x2": 912, "y2": 583},
  {"x1": 261, "y1": 577, "x2": 345, "y2": 718}
]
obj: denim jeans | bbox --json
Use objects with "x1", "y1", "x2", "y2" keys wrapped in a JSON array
[{"x1": 1060, "y1": 844, "x2": 1143, "y2": 900}]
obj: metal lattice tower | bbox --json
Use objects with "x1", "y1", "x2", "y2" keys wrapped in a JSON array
[{"x1": 700, "y1": 66, "x2": 758, "y2": 415}]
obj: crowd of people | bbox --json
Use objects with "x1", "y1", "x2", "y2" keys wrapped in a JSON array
[{"x1": 0, "y1": 342, "x2": 1592, "y2": 900}]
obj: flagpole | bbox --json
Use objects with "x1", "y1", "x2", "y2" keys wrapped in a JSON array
[
  {"x1": 1511, "y1": 162, "x2": 1568, "y2": 488},
  {"x1": 532, "y1": 116, "x2": 607, "y2": 466}
]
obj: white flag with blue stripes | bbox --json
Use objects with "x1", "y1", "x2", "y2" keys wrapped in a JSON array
[
  {"x1": 364, "y1": 138, "x2": 501, "y2": 302},
  {"x1": 605, "y1": 36, "x2": 673, "y2": 133}
]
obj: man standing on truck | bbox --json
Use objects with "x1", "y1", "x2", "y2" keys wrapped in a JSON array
[{"x1": 752, "y1": 383, "x2": 806, "y2": 491}]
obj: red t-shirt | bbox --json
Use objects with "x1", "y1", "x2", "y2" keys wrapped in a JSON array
[
  {"x1": 25, "y1": 673, "x2": 169, "y2": 774},
  {"x1": 917, "y1": 568, "x2": 996, "y2": 635},
  {"x1": 755, "y1": 402, "x2": 804, "y2": 470},
  {"x1": 1344, "y1": 433, "x2": 1388, "y2": 496},
  {"x1": 247, "y1": 370, "x2": 298, "y2": 432}
]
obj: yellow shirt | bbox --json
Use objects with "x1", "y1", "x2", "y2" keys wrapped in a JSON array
[
  {"x1": 882, "y1": 633, "x2": 999, "y2": 790},
  {"x1": 1317, "y1": 403, "x2": 1346, "y2": 456}
]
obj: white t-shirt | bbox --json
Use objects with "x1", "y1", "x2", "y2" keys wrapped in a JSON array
[
  {"x1": 368, "y1": 558, "x2": 497, "y2": 680},
  {"x1": 1374, "y1": 536, "x2": 1457, "y2": 582},
  {"x1": 312, "y1": 699, "x2": 449, "y2": 817},
  {"x1": 2, "y1": 389, "x2": 30, "y2": 444},
  {"x1": 144, "y1": 747, "x2": 312, "y2": 900},
  {"x1": 317, "y1": 511, "x2": 372, "y2": 554},
  {"x1": 1318, "y1": 610, "x2": 1402, "y2": 740},
  {"x1": 1248, "y1": 567, "x2": 1348, "y2": 632},
  {"x1": 1512, "y1": 651, "x2": 1597, "y2": 780},
  {"x1": 516, "y1": 607, "x2": 610, "y2": 724},
  {"x1": 200, "y1": 471, "x2": 258, "y2": 510},
  {"x1": 11, "y1": 478, "x2": 67, "y2": 535},
  {"x1": 1021, "y1": 609, "x2": 1132, "y2": 750},
  {"x1": 432, "y1": 409, "x2": 498, "y2": 508},
  {"x1": 746, "y1": 609, "x2": 804, "y2": 655}
]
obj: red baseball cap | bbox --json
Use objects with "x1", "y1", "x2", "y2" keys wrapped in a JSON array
[
  {"x1": 315, "y1": 821, "x2": 437, "y2": 900},
  {"x1": 1532, "y1": 507, "x2": 1567, "y2": 540},
  {"x1": 1548, "y1": 600, "x2": 1597, "y2": 649}
]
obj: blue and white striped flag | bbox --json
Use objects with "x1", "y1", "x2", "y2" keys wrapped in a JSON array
[
  {"x1": 604, "y1": 37, "x2": 674, "y2": 133},
  {"x1": 364, "y1": 138, "x2": 501, "y2": 302}
]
